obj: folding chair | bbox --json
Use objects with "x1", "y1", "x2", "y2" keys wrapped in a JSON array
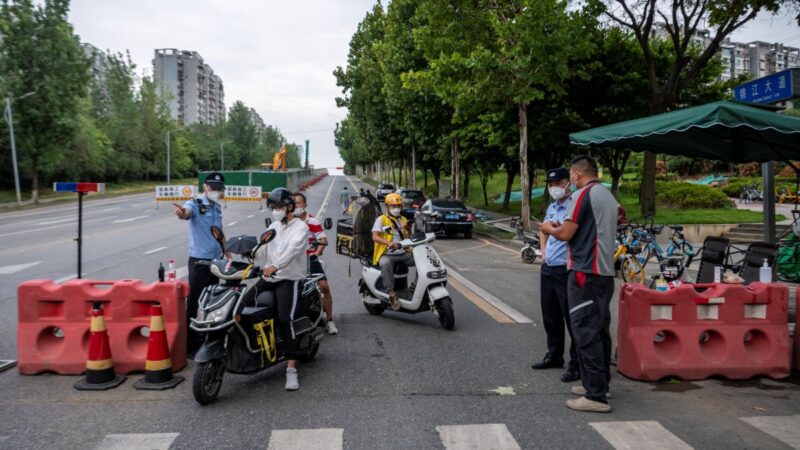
[
  {"x1": 738, "y1": 242, "x2": 779, "y2": 285},
  {"x1": 695, "y1": 236, "x2": 729, "y2": 283}
]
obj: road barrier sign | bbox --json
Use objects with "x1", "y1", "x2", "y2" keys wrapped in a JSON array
[
  {"x1": 53, "y1": 181, "x2": 106, "y2": 279},
  {"x1": 155, "y1": 185, "x2": 196, "y2": 202},
  {"x1": 225, "y1": 185, "x2": 262, "y2": 202}
]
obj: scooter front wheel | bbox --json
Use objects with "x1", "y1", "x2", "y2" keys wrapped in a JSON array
[
  {"x1": 521, "y1": 247, "x2": 536, "y2": 264},
  {"x1": 435, "y1": 297, "x2": 455, "y2": 330},
  {"x1": 192, "y1": 359, "x2": 225, "y2": 406}
]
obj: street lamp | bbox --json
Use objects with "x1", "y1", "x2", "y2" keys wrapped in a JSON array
[
  {"x1": 3, "y1": 91, "x2": 36, "y2": 206},
  {"x1": 165, "y1": 128, "x2": 181, "y2": 184},
  {"x1": 220, "y1": 140, "x2": 232, "y2": 171}
]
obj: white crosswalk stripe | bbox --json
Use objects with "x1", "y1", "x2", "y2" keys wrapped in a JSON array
[
  {"x1": 436, "y1": 424, "x2": 521, "y2": 450},
  {"x1": 740, "y1": 415, "x2": 800, "y2": 449},
  {"x1": 267, "y1": 428, "x2": 343, "y2": 450},
  {"x1": 94, "y1": 433, "x2": 179, "y2": 450},
  {"x1": 590, "y1": 421, "x2": 693, "y2": 450}
]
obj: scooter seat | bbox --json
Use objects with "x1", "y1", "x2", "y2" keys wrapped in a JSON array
[{"x1": 241, "y1": 306, "x2": 272, "y2": 323}]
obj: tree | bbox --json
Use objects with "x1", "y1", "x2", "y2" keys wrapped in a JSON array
[
  {"x1": 0, "y1": 0, "x2": 90, "y2": 201},
  {"x1": 600, "y1": 0, "x2": 799, "y2": 215},
  {"x1": 227, "y1": 100, "x2": 259, "y2": 169}
]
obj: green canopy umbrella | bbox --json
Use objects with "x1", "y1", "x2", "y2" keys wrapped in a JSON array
[
  {"x1": 570, "y1": 100, "x2": 800, "y2": 163},
  {"x1": 569, "y1": 99, "x2": 800, "y2": 243}
]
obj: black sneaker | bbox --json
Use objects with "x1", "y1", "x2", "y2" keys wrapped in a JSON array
[{"x1": 531, "y1": 356, "x2": 565, "y2": 370}]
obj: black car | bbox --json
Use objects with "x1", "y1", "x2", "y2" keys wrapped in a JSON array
[
  {"x1": 397, "y1": 189, "x2": 426, "y2": 220},
  {"x1": 417, "y1": 199, "x2": 474, "y2": 238}
]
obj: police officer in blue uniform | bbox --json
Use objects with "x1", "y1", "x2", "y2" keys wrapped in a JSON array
[
  {"x1": 174, "y1": 172, "x2": 227, "y2": 357},
  {"x1": 531, "y1": 167, "x2": 580, "y2": 382}
]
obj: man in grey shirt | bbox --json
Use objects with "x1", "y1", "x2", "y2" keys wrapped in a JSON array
[{"x1": 539, "y1": 154, "x2": 617, "y2": 413}]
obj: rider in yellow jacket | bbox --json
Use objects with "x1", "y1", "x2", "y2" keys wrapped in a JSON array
[{"x1": 371, "y1": 193, "x2": 413, "y2": 310}]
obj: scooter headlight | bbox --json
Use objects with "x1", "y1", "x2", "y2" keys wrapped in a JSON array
[
  {"x1": 427, "y1": 269, "x2": 448, "y2": 279},
  {"x1": 204, "y1": 298, "x2": 235, "y2": 324}
]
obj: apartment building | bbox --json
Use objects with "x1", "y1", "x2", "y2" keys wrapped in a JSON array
[{"x1": 152, "y1": 49, "x2": 226, "y2": 125}]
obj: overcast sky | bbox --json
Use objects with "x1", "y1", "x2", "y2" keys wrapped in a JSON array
[{"x1": 68, "y1": 2, "x2": 799, "y2": 169}]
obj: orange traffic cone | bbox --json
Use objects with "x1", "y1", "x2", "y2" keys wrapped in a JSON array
[
  {"x1": 74, "y1": 302, "x2": 126, "y2": 390},
  {"x1": 134, "y1": 302, "x2": 184, "y2": 390}
]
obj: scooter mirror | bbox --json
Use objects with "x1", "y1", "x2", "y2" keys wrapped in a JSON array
[
  {"x1": 323, "y1": 218, "x2": 333, "y2": 230},
  {"x1": 264, "y1": 218, "x2": 273, "y2": 229},
  {"x1": 260, "y1": 229, "x2": 276, "y2": 245}
]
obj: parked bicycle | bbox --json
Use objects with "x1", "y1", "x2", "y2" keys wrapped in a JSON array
[
  {"x1": 739, "y1": 183, "x2": 763, "y2": 203},
  {"x1": 614, "y1": 224, "x2": 645, "y2": 284}
]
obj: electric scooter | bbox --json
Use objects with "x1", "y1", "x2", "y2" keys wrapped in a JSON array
[{"x1": 358, "y1": 231, "x2": 455, "y2": 330}]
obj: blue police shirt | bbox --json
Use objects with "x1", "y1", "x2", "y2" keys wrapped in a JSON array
[
  {"x1": 543, "y1": 198, "x2": 570, "y2": 266},
  {"x1": 183, "y1": 193, "x2": 224, "y2": 260}
]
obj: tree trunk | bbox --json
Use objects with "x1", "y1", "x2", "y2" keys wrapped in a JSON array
[
  {"x1": 32, "y1": 171, "x2": 39, "y2": 204},
  {"x1": 432, "y1": 168, "x2": 440, "y2": 196},
  {"x1": 640, "y1": 152, "x2": 656, "y2": 215},
  {"x1": 503, "y1": 165, "x2": 516, "y2": 211},
  {"x1": 610, "y1": 168, "x2": 622, "y2": 197},
  {"x1": 451, "y1": 137, "x2": 461, "y2": 200},
  {"x1": 462, "y1": 164, "x2": 470, "y2": 199},
  {"x1": 424, "y1": 167, "x2": 428, "y2": 188},
  {"x1": 480, "y1": 171, "x2": 490, "y2": 206},
  {"x1": 519, "y1": 101, "x2": 530, "y2": 232}
]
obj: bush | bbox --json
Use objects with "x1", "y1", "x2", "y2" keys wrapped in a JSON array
[
  {"x1": 656, "y1": 182, "x2": 733, "y2": 209},
  {"x1": 618, "y1": 181, "x2": 640, "y2": 196}
]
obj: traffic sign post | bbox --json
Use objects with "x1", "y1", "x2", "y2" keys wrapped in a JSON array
[
  {"x1": 53, "y1": 182, "x2": 106, "y2": 279},
  {"x1": 733, "y1": 68, "x2": 799, "y2": 105}
]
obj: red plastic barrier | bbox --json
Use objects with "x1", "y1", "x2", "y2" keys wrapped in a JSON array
[
  {"x1": 18, "y1": 279, "x2": 188, "y2": 375},
  {"x1": 618, "y1": 282, "x2": 790, "y2": 381}
]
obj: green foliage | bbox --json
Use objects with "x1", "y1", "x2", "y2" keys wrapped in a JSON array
[{"x1": 655, "y1": 182, "x2": 733, "y2": 209}]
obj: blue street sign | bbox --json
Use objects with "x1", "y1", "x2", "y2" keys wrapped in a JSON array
[{"x1": 733, "y1": 68, "x2": 799, "y2": 104}]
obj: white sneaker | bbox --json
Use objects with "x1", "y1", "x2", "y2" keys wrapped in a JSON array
[
  {"x1": 285, "y1": 368, "x2": 299, "y2": 391},
  {"x1": 326, "y1": 320, "x2": 339, "y2": 335},
  {"x1": 571, "y1": 385, "x2": 611, "y2": 399}
]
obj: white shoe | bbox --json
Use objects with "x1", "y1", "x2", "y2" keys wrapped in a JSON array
[
  {"x1": 326, "y1": 321, "x2": 339, "y2": 335},
  {"x1": 571, "y1": 385, "x2": 611, "y2": 399},
  {"x1": 285, "y1": 368, "x2": 299, "y2": 391}
]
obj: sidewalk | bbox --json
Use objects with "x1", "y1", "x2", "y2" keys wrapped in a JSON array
[{"x1": 735, "y1": 199, "x2": 797, "y2": 225}]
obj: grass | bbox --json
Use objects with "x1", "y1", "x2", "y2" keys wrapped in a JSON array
[
  {"x1": 0, "y1": 178, "x2": 196, "y2": 210},
  {"x1": 381, "y1": 169, "x2": 779, "y2": 225}
]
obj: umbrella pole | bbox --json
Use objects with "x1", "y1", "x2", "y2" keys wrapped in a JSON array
[{"x1": 762, "y1": 162, "x2": 776, "y2": 244}]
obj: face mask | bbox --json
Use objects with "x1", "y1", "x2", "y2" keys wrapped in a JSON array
[
  {"x1": 294, "y1": 207, "x2": 305, "y2": 216},
  {"x1": 548, "y1": 186, "x2": 566, "y2": 201},
  {"x1": 272, "y1": 208, "x2": 287, "y2": 222},
  {"x1": 207, "y1": 191, "x2": 221, "y2": 203},
  {"x1": 389, "y1": 207, "x2": 401, "y2": 217}
]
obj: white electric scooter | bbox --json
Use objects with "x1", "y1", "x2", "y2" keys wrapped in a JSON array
[{"x1": 359, "y1": 231, "x2": 455, "y2": 330}]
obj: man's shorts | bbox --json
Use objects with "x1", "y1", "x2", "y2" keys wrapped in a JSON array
[{"x1": 309, "y1": 254, "x2": 327, "y2": 280}]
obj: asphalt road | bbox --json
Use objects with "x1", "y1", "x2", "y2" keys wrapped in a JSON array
[{"x1": 0, "y1": 175, "x2": 799, "y2": 449}]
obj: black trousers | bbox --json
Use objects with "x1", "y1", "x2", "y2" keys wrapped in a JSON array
[
  {"x1": 540, "y1": 265, "x2": 578, "y2": 372},
  {"x1": 187, "y1": 257, "x2": 218, "y2": 354},
  {"x1": 256, "y1": 278, "x2": 304, "y2": 359},
  {"x1": 567, "y1": 271, "x2": 614, "y2": 403}
]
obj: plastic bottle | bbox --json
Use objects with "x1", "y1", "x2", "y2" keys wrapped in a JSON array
[
  {"x1": 759, "y1": 258, "x2": 772, "y2": 283},
  {"x1": 167, "y1": 259, "x2": 176, "y2": 281},
  {"x1": 158, "y1": 262, "x2": 165, "y2": 282},
  {"x1": 656, "y1": 275, "x2": 668, "y2": 292}
]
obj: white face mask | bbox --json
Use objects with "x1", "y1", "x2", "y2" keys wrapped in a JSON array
[
  {"x1": 389, "y1": 207, "x2": 401, "y2": 217},
  {"x1": 272, "y1": 208, "x2": 287, "y2": 222},
  {"x1": 207, "y1": 191, "x2": 221, "y2": 203},
  {"x1": 548, "y1": 186, "x2": 567, "y2": 201},
  {"x1": 294, "y1": 207, "x2": 305, "y2": 216}
]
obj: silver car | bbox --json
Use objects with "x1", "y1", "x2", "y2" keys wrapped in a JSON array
[{"x1": 376, "y1": 183, "x2": 396, "y2": 201}]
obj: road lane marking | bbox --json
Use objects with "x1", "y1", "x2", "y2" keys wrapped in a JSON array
[
  {"x1": 227, "y1": 221, "x2": 238, "y2": 226},
  {"x1": 447, "y1": 268, "x2": 533, "y2": 324},
  {"x1": 112, "y1": 215, "x2": 149, "y2": 224},
  {"x1": 94, "y1": 433, "x2": 179, "y2": 450},
  {"x1": 448, "y1": 277, "x2": 514, "y2": 324},
  {"x1": 436, "y1": 424, "x2": 521, "y2": 450},
  {"x1": 0, "y1": 261, "x2": 41, "y2": 275},
  {"x1": 0, "y1": 216, "x2": 118, "y2": 237},
  {"x1": 102, "y1": 207, "x2": 120, "y2": 212},
  {"x1": 740, "y1": 415, "x2": 800, "y2": 449},
  {"x1": 143, "y1": 246, "x2": 168, "y2": 255},
  {"x1": 268, "y1": 428, "x2": 343, "y2": 450},
  {"x1": 590, "y1": 421, "x2": 693, "y2": 450},
  {"x1": 479, "y1": 238, "x2": 521, "y2": 256},
  {"x1": 439, "y1": 243, "x2": 490, "y2": 256},
  {"x1": 35, "y1": 217, "x2": 76, "y2": 225},
  {"x1": 53, "y1": 273, "x2": 87, "y2": 284},
  {"x1": 247, "y1": 214, "x2": 254, "y2": 218},
  {"x1": 315, "y1": 175, "x2": 337, "y2": 218}
]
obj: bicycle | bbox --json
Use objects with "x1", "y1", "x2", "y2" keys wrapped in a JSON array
[
  {"x1": 739, "y1": 182, "x2": 763, "y2": 203},
  {"x1": 634, "y1": 217, "x2": 696, "y2": 283},
  {"x1": 614, "y1": 225, "x2": 645, "y2": 283}
]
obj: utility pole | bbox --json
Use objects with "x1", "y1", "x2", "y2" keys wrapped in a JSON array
[
  {"x1": 3, "y1": 91, "x2": 35, "y2": 206},
  {"x1": 305, "y1": 140, "x2": 310, "y2": 169}
]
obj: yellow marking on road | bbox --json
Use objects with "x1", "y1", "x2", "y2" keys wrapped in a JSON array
[
  {"x1": 448, "y1": 277, "x2": 514, "y2": 324},
  {"x1": 479, "y1": 238, "x2": 520, "y2": 256}
]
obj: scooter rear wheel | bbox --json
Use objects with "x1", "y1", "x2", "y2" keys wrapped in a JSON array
[
  {"x1": 435, "y1": 297, "x2": 455, "y2": 330},
  {"x1": 521, "y1": 248, "x2": 536, "y2": 264},
  {"x1": 364, "y1": 303, "x2": 385, "y2": 315},
  {"x1": 192, "y1": 359, "x2": 225, "y2": 406}
]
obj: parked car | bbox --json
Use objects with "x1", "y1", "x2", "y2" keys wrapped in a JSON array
[
  {"x1": 397, "y1": 189, "x2": 426, "y2": 220},
  {"x1": 417, "y1": 199, "x2": 474, "y2": 238},
  {"x1": 376, "y1": 183, "x2": 396, "y2": 201}
]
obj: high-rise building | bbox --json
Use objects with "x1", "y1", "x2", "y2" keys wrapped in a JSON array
[
  {"x1": 249, "y1": 107, "x2": 266, "y2": 131},
  {"x1": 82, "y1": 43, "x2": 109, "y2": 85},
  {"x1": 152, "y1": 49, "x2": 225, "y2": 125}
]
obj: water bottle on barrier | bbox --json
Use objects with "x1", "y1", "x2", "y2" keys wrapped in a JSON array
[
  {"x1": 158, "y1": 262, "x2": 165, "y2": 282},
  {"x1": 167, "y1": 259, "x2": 176, "y2": 281},
  {"x1": 760, "y1": 258, "x2": 772, "y2": 283},
  {"x1": 656, "y1": 275, "x2": 668, "y2": 292}
]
